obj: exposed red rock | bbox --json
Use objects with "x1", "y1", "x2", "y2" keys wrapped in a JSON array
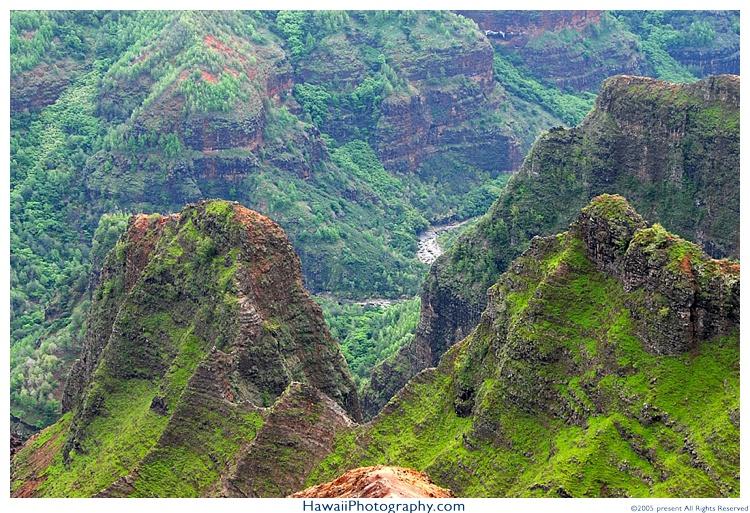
[
  {"x1": 11, "y1": 419, "x2": 69, "y2": 498},
  {"x1": 10, "y1": 60, "x2": 82, "y2": 113},
  {"x1": 288, "y1": 466, "x2": 456, "y2": 498}
]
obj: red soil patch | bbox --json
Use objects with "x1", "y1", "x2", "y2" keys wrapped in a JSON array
[
  {"x1": 128, "y1": 214, "x2": 151, "y2": 244},
  {"x1": 680, "y1": 253, "x2": 693, "y2": 278},
  {"x1": 201, "y1": 70, "x2": 218, "y2": 84},
  {"x1": 204, "y1": 33, "x2": 256, "y2": 80},
  {"x1": 11, "y1": 423, "x2": 68, "y2": 497},
  {"x1": 204, "y1": 34, "x2": 234, "y2": 55},
  {"x1": 124, "y1": 214, "x2": 178, "y2": 291}
]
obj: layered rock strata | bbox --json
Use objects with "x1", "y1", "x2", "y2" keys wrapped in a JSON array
[{"x1": 309, "y1": 196, "x2": 740, "y2": 497}]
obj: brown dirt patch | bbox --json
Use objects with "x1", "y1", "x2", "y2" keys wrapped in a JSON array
[
  {"x1": 680, "y1": 253, "x2": 693, "y2": 278},
  {"x1": 11, "y1": 423, "x2": 69, "y2": 497}
]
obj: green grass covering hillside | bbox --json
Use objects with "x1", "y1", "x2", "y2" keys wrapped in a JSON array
[{"x1": 315, "y1": 297, "x2": 421, "y2": 389}]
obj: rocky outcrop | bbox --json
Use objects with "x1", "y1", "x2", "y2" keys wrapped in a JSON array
[
  {"x1": 361, "y1": 269, "x2": 485, "y2": 419},
  {"x1": 289, "y1": 466, "x2": 456, "y2": 498},
  {"x1": 13, "y1": 200, "x2": 360, "y2": 497},
  {"x1": 61, "y1": 212, "x2": 177, "y2": 413},
  {"x1": 10, "y1": 60, "x2": 82, "y2": 113},
  {"x1": 225, "y1": 382, "x2": 357, "y2": 498},
  {"x1": 95, "y1": 381, "x2": 356, "y2": 498},
  {"x1": 573, "y1": 195, "x2": 739, "y2": 355},
  {"x1": 363, "y1": 74, "x2": 740, "y2": 419}
]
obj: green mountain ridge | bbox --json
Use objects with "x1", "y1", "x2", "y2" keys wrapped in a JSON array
[
  {"x1": 306, "y1": 195, "x2": 740, "y2": 497},
  {"x1": 12, "y1": 200, "x2": 361, "y2": 497}
]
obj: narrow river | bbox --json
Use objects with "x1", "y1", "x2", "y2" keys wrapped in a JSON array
[
  {"x1": 415, "y1": 221, "x2": 467, "y2": 265},
  {"x1": 355, "y1": 221, "x2": 467, "y2": 306},
  {"x1": 318, "y1": 221, "x2": 468, "y2": 308}
]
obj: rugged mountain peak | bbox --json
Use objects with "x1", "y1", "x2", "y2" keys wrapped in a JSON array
[
  {"x1": 621, "y1": 224, "x2": 739, "y2": 355},
  {"x1": 289, "y1": 466, "x2": 456, "y2": 498},
  {"x1": 13, "y1": 200, "x2": 361, "y2": 497},
  {"x1": 362, "y1": 73, "x2": 739, "y2": 419},
  {"x1": 572, "y1": 194, "x2": 646, "y2": 276},
  {"x1": 66, "y1": 199, "x2": 360, "y2": 421}
]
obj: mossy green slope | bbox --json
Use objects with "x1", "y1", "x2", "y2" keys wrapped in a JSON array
[
  {"x1": 11, "y1": 200, "x2": 359, "y2": 497},
  {"x1": 310, "y1": 196, "x2": 739, "y2": 497}
]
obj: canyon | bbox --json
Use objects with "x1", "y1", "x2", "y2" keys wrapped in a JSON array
[{"x1": 9, "y1": 10, "x2": 741, "y2": 499}]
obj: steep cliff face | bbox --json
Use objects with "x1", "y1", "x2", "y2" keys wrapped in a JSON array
[
  {"x1": 362, "y1": 74, "x2": 739, "y2": 419},
  {"x1": 667, "y1": 44, "x2": 739, "y2": 77},
  {"x1": 374, "y1": 79, "x2": 519, "y2": 175},
  {"x1": 88, "y1": 14, "x2": 302, "y2": 207},
  {"x1": 458, "y1": 10, "x2": 602, "y2": 37},
  {"x1": 458, "y1": 10, "x2": 740, "y2": 92},
  {"x1": 312, "y1": 196, "x2": 740, "y2": 497},
  {"x1": 10, "y1": 60, "x2": 82, "y2": 113},
  {"x1": 574, "y1": 195, "x2": 739, "y2": 355},
  {"x1": 458, "y1": 10, "x2": 650, "y2": 92},
  {"x1": 12, "y1": 200, "x2": 360, "y2": 497},
  {"x1": 293, "y1": 11, "x2": 522, "y2": 180},
  {"x1": 368, "y1": 40, "x2": 519, "y2": 175}
]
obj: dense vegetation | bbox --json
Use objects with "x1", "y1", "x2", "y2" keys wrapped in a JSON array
[
  {"x1": 10, "y1": 9, "x2": 739, "y2": 433},
  {"x1": 492, "y1": 50, "x2": 597, "y2": 127},
  {"x1": 440, "y1": 74, "x2": 740, "y2": 310},
  {"x1": 315, "y1": 297, "x2": 421, "y2": 389}
]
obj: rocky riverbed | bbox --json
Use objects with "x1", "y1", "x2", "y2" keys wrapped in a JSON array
[{"x1": 416, "y1": 221, "x2": 466, "y2": 264}]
